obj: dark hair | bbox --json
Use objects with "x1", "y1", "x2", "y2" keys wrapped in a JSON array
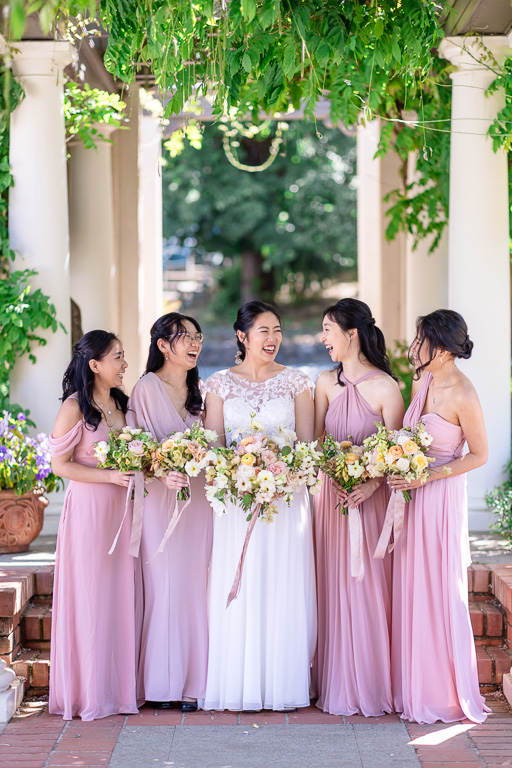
[
  {"x1": 323, "y1": 298, "x2": 397, "y2": 386},
  {"x1": 411, "y1": 309, "x2": 473, "y2": 379},
  {"x1": 61, "y1": 330, "x2": 128, "y2": 430},
  {"x1": 233, "y1": 300, "x2": 282, "y2": 362},
  {"x1": 145, "y1": 312, "x2": 203, "y2": 416}
]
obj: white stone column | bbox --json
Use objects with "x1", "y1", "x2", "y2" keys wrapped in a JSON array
[
  {"x1": 440, "y1": 36, "x2": 512, "y2": 530},
  {"x1": 138, "y1": 110, "x2": 163, "y2": 372},
  {"x1": 68, "y1": 126, "x2": 119, "y2": 335},
  {"x1": 6, "y1": 41, "x2": 75, "y2": 435},
  {"x1": 357, "y1": 119, "x2": 407, "y2": 345}
]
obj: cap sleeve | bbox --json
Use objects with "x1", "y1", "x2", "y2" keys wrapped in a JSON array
[
  {"x1": 49, "y1": 419, "x2": 84, "y2": 457},
  {"x1": 203, "y1": 370, "x2": 229, "y2": 400},
  {"x1": 291, "y1": 369, "x2": 314, "y2": 398}
]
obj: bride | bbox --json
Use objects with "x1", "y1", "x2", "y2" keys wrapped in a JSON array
[{"x1": 202, "y1": 300, "x2": 317, "y2": 711}]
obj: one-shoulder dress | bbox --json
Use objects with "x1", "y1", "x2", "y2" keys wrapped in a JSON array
[
  {"x1": 49, "y1": 418, "x2": 138, "y2": 720},
  {"x1": 312, "y1": 370, "x2": 393, "y2": 716},
  {"x1": 392, "y1": 372, "x2": 489, "y2": 723}
]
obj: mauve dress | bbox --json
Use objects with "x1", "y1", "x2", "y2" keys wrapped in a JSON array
[
  {"x1": 313, "y1": 370, "x2": 393, "y2": 716},
  {"x1": 49, "y1": 417, "x2": 138, "y2": 720},
  {"x1": 392, "y1": 372, "x2": 488, "y2": 724},
  {"x1": 128, "y1": 372, "x2": 213, "y2": 702}
]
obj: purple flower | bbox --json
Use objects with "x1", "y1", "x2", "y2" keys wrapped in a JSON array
[{"x1": 17, "y1": 412, "x2": 25, "y2": 422}]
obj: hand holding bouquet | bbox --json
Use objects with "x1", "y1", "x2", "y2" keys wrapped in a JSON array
[
  {"x1": 94, "y1": 426, "x2": 157, "y2": 478},
  {"x1": 151, "y1": 422, "x2": 218, "y2": 500},
  {"x1": 363, "y1": 421, "x2": 435, "y2": 501},
  {"x1": 320, "y1": 434, "x2": 369, "y2": 513}
]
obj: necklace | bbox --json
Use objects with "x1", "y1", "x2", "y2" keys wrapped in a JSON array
[
  {"x1": 95, "y1": 398, "x2": 112, "y2": 415},
  {"x1": 159, "y1": 373, "x2": 187, "y2": 398},
  {"x1": 431, "y1": 365, "x2": 456, "y2": 404}
]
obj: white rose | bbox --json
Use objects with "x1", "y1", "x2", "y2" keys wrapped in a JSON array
[
  {"x1": 396, "y1": 434, "x2": 410, "y2": 447},
  {"x1": 203, "y1": 429, "x2": 218, "y2": 442},
  {"x1": 396, "y1": 457, "x2": 411, "y2": 473},
  {"x1": 213, "y1": 474, "x2": 229, "y2": 489},
  {"x1": 237, "y1": 464, "x2": 255, "y2": 478}
]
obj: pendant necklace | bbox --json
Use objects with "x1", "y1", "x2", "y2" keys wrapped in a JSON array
[{"x1": 431, "y1": 365, "x2": 456, "y2": 404}]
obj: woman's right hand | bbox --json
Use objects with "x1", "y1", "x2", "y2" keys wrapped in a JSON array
[
  {"x1": 107, "y1": 470, "x2": 134, "y2": 487},
  {"x1": 160, "y1": 471, "x2": 189, "y2": 491},
  {"x1": 331, "y1": 479, "x2": 348, "y2": 504}
]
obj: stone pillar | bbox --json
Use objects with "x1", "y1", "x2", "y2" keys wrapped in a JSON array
[
  {"x1": 440, "y1": 36, "x2": 511, "y2": 530},
  {"x1": 68, "y1": 125, "x2": 119, "y2": 335},
  {"x1": 6, "y1": 41, "x2": 75, "y2": 434},
  {"x1": 404, "y1": 151, "x2": 449, "y2": 342},
  {"x1": 138, "y1": 110, "x2": 163, "y2": 373},
  {"x1": 357, "y1": 119, "x2": 407, "y2": 346}
]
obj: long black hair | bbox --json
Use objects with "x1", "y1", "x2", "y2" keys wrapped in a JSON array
[
  {"x1": 323, "y1": 298, "x2": 397, "y2": 386},
  {"x1": 61, "y1": 330, "x2": 128, "y2": 430},
  {"x1": 233, "y1": 300, "x2": 282, "y2": 362},
  {"x1": 145, "y1": 312, "x2": 203, "y2": 416},
  {"x1": 411, "y1": 309, "x2": 473, "y2": 379}
]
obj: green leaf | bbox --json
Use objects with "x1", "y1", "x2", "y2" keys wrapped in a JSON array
[
  {"x1": 241, "y1": 0, "x2": 256, "y2": 23},
  {"x1": 242, "y1": 52, "x2": 252, "y2": 73},
  {"x1": 374, "y1": 18, "x2": 384, "y2": 39}
]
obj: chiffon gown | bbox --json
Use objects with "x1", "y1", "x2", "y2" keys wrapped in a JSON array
[
  {"x1": 392, "y1": 372, "x2": 488, "y2": 724},
  {"x1": 128, "y1": 372, "x2": 213, "y2": 703},
  {"x1": 312, "y1": 370, "x2": 394, "y2": 716},
  {"x1": 49, "y1": 414, "x2": 138, "y2": 720},
  {"x1": 203, "y1": 368, "x2": 317, "y2": 712}
]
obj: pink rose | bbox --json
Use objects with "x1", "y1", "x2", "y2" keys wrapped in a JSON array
[
  {"x1": 263, "y1": 450, "x2": 277, "y2": 466},
  {"x1": 127, "y1": 439, "x2": 144, "y2": 456},
  {"x1": 268, "y1": 461, "x2": 287, "y2": 477}
]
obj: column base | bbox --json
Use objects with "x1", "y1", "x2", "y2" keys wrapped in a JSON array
[{"x1": 0, "y1": 677, "x2": 25, "y2": 723}]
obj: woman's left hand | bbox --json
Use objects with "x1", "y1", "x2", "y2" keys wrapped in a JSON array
[
  {"x1": 345, "y1": 478, "x2": 382, "y2": 509},
  {"x1": 387, "y1": 475, "x2": 425, "y2": 492}
]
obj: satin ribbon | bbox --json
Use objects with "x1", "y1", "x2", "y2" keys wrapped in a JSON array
[
  {"x1": 373, "y1": 489, "x2": 405, "y2": 560},
  {"x1": 226, "y1": 503, "x2": 261, "y2": 608},
  {"x1": 108, "y1": 471, "x2": 145, "y2": 558},
  {"x1": 348, "y1": 505, "x2": 364, "y2": 583},
  {"x1": 148, "y1": 485, "x2": 192, "y2": 561}
]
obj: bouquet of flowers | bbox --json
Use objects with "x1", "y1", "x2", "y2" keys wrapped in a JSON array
[
  {"x1": 151, "y1": 422, "x2": 218, "y2": 501},
  {"x1": 0, "y1": 410, "x2": 63, "y2": 496},
  {"x1": 94, "y1": 425, "x2": 157, "y2": 479},
  {"x1": 205, "y1": 414, "x2": 322, "y2": 523},
  {"x1": 363, "y1": 421, "x2": 435, "y2": 501},
  {"x1": 319, "y1": 434, "x2": 369, "y2": 513}
]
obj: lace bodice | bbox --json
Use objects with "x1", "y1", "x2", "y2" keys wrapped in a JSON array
[{"x1": 204, "y1": 368, "x2": 313, "y2": 440}]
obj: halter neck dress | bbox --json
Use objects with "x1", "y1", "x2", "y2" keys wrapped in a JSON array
[
  {"x1": 392, "y1": 372, "x2": 488, "y2": 723},
  {"x1": 313, "y1": 370, "x2": 393, "y2": 716},
  {"x1": 49, "y1": 411, "x2": 138, "y2": 720}
]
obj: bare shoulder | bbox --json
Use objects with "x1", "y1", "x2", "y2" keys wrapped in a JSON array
[
  {"x1": 52, "y1": 396, "x2": 82, "y2": 438},
  {"x1": 453, "y1": 371, "x2": 481, "y2": 409},
  {"x1": 315, "y1": 368, "x2": 337, "y2": 392},
  {"x1": 364, "y1": 372, "x2": 402, "y2": 399}
]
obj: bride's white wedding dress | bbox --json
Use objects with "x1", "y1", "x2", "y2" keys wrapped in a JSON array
[{"x1": 202, "y1": 367, "x2": 317, "y2": 712}]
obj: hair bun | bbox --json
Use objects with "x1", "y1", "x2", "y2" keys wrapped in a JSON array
[{"x1": 459, "y1": 336, "x2": 473, "y2": 359}]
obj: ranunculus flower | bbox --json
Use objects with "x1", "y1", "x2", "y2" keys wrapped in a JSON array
[
  {"x1": 344, "y1": 453, "x2": 358, "y2": 464},
  {"x1": 161, "y1": 439, "x2": 176, "y2": 452},
  {"x1": 403, "y1": 440, "x2": 419, "y2": 456},
  {"x1": 387, "y1": 445, "x2": 403, "y2": 460},
  {"x1": 241, "y1": 453, "x2": 256, "y2": 466},
  {"x1": 240, "y1": 436, "x2": 257, "y2": 447},
  {"x1": 118, "y1": 433, "x2": 132, "y2": 441},
  {"x1": 127, "y1": 440, "x2": 144, "y2": 456},
  {"x1": 339, "y1": 440, "x2": 352, "y2": 449}
]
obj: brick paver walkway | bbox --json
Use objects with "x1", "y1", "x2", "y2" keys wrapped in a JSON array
[{"x1": 0, "y1": 697, "x2": 510, "y2": 768}]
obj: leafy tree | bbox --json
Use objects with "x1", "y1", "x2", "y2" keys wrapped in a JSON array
[{"x1": 162, "y1": 121, "x2": 357, "y2": 308}]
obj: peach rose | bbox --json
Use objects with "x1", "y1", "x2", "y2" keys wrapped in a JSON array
[
  {"x1": 241, "y1": 453, "x2": 256, "y2": 466},
  {"x1": 412, "y1": 454, "x2": 429, "y2": 471},
  {"x1": 387, "y1": 445, "x2": 403, "y2": 460},
  {"x1": 118, "y1": 433, "x2": 132, "y2": 441},
  {"x1": 339, "y1": 440, "x2": 353, "y2": 449},
  {"x1": 403, "y1": 440, "x2": 419, "y2": 456},
  {"x1": 240, "y1": 436, "x2": 257, "y2": 447},
  {"x1": 161, "y1": 439, "x2": 175, "y2": 452},
  {"x1": 344, "y1": 453, "x2": 358, "y2": 464}
]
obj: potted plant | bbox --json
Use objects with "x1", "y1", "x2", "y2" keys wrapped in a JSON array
[{"x1": 0, "y1": 410, "x2": 63, "y2": 553}]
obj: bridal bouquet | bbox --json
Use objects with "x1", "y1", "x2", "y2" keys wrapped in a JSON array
[
  {"x1": 151, "y1": 422, "x2": 218, "y2": 501},
  {"x1": 320, "y1": 434, "x2": 369, "y2": 513},
  {"x1": 205, "y1": 415, "x2": 322, "y2": 522},
  {"x1": 94, "y1": 426, "x2": 157, "y2": 475},
  {"x1": 363, "y1": 421, "x2": 435, "y2": 501}
]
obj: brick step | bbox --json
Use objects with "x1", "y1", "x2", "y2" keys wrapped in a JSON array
[
  {"x1": 12, "y1": 649, "x2": 50, "y2": 693},
  {"x1": 477, "y1": 645, "x2": 512, "y2": 692},
  {"x1": 469, "y1": 600, "x2": 505, "y2": 645},
  {"x1": 21, "y1": 604, "x2": 51, "y2": 649},
  {"x1": 0, "y1": 565, "x2": 54, "y2": 665}
]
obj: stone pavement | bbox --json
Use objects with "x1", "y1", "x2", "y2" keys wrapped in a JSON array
[{"x1": 0, "y1": 697, "x2": 510, "y2": 768}]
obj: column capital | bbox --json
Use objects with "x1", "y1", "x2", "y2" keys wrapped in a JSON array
[
  {"x1": 0, "y1": 38, "x2": 76, "y2": 78},
  {"x1": 439, "y1": 35, "x2": 512, "y2": 74}
]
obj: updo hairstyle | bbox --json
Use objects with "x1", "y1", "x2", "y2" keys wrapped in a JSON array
[
  {"x1": 411, "y1": 309, "x2": 473, "y2": 379},
  {"x1": 233, "y1": 300, "x2": 282, "y2": 363}
]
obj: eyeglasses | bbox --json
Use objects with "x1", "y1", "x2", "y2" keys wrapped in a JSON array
[{"x1": 176, "y1": 332, "x2": 204, "y2": 344}]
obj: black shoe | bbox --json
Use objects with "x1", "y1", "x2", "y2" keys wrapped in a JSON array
[
  {"x1": 146, "y1": 700, "x2": 173, "y2": 709},
  {"x1": 180, "y1": 700, "x2": 198, "y2": 713}
]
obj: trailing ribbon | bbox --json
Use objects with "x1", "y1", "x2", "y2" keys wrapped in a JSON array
[
  {"x1": 348, "y1": 505, "x2": 364, "y2": 583},
  {"x1": 373, "y1": 489, "x2": 405, "y2": 560},
  {"x1": 149, "y1": 485, "x2": 192, "y2": 561},
  {"x1": 226, "y1": 504, "x2": 261, "y2": 608},
  {"x1": 109, "y1": 471, "x2": 145, "y2": 558}
]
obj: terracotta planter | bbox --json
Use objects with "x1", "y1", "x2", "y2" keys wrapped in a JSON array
[{"x1": 0, "y1": 489, "x2": 48, "y2": 554}]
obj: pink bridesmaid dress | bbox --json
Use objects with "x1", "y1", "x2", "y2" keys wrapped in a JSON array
[
  {"x1": 49, "y1": 417, "x2": 138, "y2": 720},
  {"x1": 392, "y1": 372, "x2": 488, "y2": 723},
  {"x1": 313, "y1": 371, "x2": 393, "y2": 716},
  {"x1": 128, "y1": 372, "x2": 213, "y2": 702}
]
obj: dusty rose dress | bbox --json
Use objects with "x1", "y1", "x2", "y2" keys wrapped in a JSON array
[
  {"x1": 392, "y1": 372, "x2": 488, "y2": 724},
  {"x1": 49, "y1": 416, "x2": 138, "y2": 720},
  {"x1": 128, "y1": 372, "x2": 213, "y2": 702},
  {"x1": 313, "y1": 370, "x2": 393, "y2": 716}
]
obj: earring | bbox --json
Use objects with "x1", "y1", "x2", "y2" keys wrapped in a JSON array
[
  {"x1": 165, "y1": 354, "x2": 168, "y2": 360},
  {"x1": 235, "y1": 350, "x2": 243, "y2": 365}
]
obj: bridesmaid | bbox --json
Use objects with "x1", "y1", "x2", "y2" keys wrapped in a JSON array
[
  {"x1": 389, "y1": 309, "x2": 489, "y2": 724},
  {"x1": 313, "y1": 298, "x2": 404, "y2": 716},
  {"x1": 50, "y1": 331, "x2": 138, "y2": 720},
  {"x1": 128, "y1": 312, "x2": 212, "y2": 712}
]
